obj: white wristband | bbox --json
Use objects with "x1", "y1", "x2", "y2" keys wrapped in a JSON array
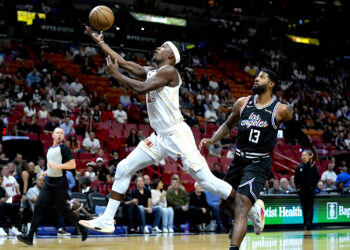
[{"x1": 98, "y1": 41, "x2": 105, "y2": 46}]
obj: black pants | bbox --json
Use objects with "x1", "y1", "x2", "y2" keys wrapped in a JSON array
[
  {"x1": 188, "y1": 206, "x2": 210, "y2": 226},
  {"x1": 0, "y1": 203, "x2": 20, "y2": 228},
  {"x1": 173, "y1": 206, "x2": 188, "y2": 228},
  {"x1": 28, "y1": 178, "x2": 78, "y2": 237},
  {"x1": 298, "y1": 189, "x2": 315, "y2": 226},
  {"x1": 123, "y1": 203, "x2": 140, "y2": 231}
]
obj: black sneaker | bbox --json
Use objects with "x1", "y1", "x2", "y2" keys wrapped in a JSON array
[
  {"x1": 79, "y1": 225, "x2": 89, "y2": 241},
  {"x1": 17, "y1": 235, "x2": 33, "y2": 246}
]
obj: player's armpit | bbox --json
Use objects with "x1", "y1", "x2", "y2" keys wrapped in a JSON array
[{"x1": 226, "y1": 97, "x2": 247, "y2": 130}]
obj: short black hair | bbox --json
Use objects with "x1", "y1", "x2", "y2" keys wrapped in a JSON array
[
  {"x1": 261, "y1": 68, "x2": 278, "y2": 84},
  {"x1": 152, "y1": 178, "x2": 161, "y2": 189}
]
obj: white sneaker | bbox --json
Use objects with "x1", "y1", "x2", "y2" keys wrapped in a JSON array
[
  {"x1": 79, "y1": 217, "x2": 115, "y2": 234},
  {"x1": 162, "y1": 228, "x2": 169, "y2": 233},
  {"x1": 9, "y1": 227, "x2": 22, "y2": 236},
  {"x1": 168, "y1": 227, "x2": 174, "y2": 233},
  {"x1": 152, "y1": 226, "x2": 162, "y2": 233},
  {"x1": 143, "y1": 226, "x2": 150, "y2": 234},
  {"x1": 0, "y1": 227, "x2": 7, "y2": 236},
  {"x1": 248, "y1": 199, "x2": 265, "y2": 235}
]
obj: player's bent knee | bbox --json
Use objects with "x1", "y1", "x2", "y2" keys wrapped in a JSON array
[{"x1": 114, "y1": 159, "x2": 130, "y2": 179}]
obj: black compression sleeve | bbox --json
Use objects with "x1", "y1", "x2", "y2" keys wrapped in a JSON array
[{"x1": 283, "y1": 119, "x2": 313, "y2": 148}]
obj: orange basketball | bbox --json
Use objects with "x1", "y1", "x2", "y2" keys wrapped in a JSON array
[{"x1": 89, "y1": 5, "x2": 114, "y2": 31}]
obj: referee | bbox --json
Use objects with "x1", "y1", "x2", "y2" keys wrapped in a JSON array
[
  {"x1": 295, "y1": 150, "x2": 319, "y2": 230},
  {"x1": 18, "y1": 128, "x2": 88, "y2": 245}
]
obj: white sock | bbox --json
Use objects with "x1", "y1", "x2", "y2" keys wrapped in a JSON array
[{"x1": 101, "y1": 199, "x2": 121, "y2": 221}]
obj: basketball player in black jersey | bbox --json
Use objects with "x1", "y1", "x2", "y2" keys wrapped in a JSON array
[
  {"x1": 17, "y1": 128, "x2": 88, "y2": 245},
  {"x1": 200, "y1": 69, "x2": 318, "y2": 250}
]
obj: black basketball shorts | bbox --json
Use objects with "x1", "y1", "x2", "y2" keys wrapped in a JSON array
[{"x1": 224, "y1": 156, "x2": 271, "y2": 204}]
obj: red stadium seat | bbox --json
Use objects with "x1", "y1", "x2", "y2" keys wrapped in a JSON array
[{"x1": 79, "y1": 152, "x2": 94, "y2": 160}]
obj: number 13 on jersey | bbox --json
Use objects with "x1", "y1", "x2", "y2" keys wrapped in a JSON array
[{"x1": 249, "y1": 129, "x2": 260, "y2": 143}]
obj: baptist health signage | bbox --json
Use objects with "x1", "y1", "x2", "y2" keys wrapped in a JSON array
[{"x1": 259, "y1": 195, "x2": 350, "y2": 225}]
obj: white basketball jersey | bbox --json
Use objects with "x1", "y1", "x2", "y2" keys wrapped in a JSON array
[{"x1": 146, "y1": 65, "x2": 183, "y2": 133}]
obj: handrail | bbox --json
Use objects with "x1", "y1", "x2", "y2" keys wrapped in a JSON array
[
  {"x1": 274, "y1": 151, "x2": 300, "y2": 165},
  {"x1": 274, "y1": 161, "x2": 295, "y2": 173}
]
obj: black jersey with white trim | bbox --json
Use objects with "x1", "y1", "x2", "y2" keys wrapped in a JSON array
[{"x1": 236, "y1": 95, "x2": 280, "y2": 154}]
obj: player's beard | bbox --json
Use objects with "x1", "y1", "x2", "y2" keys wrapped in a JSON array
[{"x1": 252, "y1": 83, "x2": 267, "y2": 95}]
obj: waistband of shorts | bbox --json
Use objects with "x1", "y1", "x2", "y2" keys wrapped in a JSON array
[
  {"x1": 235, "y1": 148, "x2": 269, "y2": 159},
  {"x1": 154, "y1": 122, "x2": 184, "y2": 136}
]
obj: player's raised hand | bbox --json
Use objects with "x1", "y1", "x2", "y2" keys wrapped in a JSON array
[
  {"x1": 106, "y1": 55, "x2": 119, "y2": 76},
  {"x1": 85, "y1": 26, "x2": 104, "y2": 43},
  {"x1": 199, "y1": 138, "x2": 214, "y2": 150}
]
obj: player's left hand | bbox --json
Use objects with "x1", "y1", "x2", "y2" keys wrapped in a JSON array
[
  {"x1": 106, "y1": 55, "x2": 119, "y2": 76},
  {"x1": 48, "y1": 162, "x2": 61, "y2": 170},
  {"x1": 199, "y1": 138, "x2": 214, "y2": 150}
]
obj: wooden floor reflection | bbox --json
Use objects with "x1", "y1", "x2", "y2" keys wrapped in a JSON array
[{"x1": 1, "y1": 228, "x2": 349, "y2": 250}]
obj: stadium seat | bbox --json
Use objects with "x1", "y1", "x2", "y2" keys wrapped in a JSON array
[
  {"x1": 79, "y1": 152, "x2": 94, "y2": 160},
  {"x1": 87, "y1": 192, "x2": 108, "y2": 213},
  {"x1": 70, "y1": 192, "x2": 90, "y2": 212}
]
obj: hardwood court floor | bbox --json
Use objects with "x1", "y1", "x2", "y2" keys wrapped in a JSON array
[{"x1": 1, "y1": 228, "x2": 349, "y2": 250}]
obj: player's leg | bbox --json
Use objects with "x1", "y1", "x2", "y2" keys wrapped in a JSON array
[{"x1": 79, "y1": 145, "x2": 157, "y2": 233}]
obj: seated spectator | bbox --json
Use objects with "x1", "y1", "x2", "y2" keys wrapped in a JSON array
[
  {"x1": 108, "y1": 150, "x2": 121, "y2": 175},
  {"x1": 80, "y1": 176, "x2": 94, "y2": 197},
  {"x1": 64, "y1": 89, "x2": 78, "y2": 110},
  {"x1": 203, "y1": 189, "x2": 226, "y2": 233},
  {"x1": 212, "y1": 163, "x2": 225, "y2": 179},
  {"x1": 94, "y1": 157, "x2": 111, "y2": 182},
  {"x1": 183, "y1": 109, "x2": 199, "y2": 127},
  {"x1": 77, "y1": 89, "x2": 90, "y2": 107},
  {"x1": 138, "y1": 130, "x2": 145, "y2": 141},
  {"x1": 67, "y1": 133, "x2": 83, "y2": 153},
  {"x1": 324, "y1": 178, "x2": 337, "y2": 191},
  {"x1": 204, "y1": 104, "x2": 217, "y2": 123},
  {"x1": 18, "y1": 161, "x2": 36, "y2": 195},
  {"x1": 315, "y1": 181, "x2": 326, "y2": 194},
  {"x1": 43, "y1": 117, "x2": 59, "y2": 134},
  {"x1": 226, "y1": 144, "x2": 235, "y2": 159},
  {"x1": 151, "y1": 179, "x2": 174, "y2": 233},
  {"x1": 166, "y1": 176, "x2": 189, "y2": 231},
  {"x1": 126, "y1": 128, "x2": 140, "y2": 153},
  {"x1": 82, "y1": 132, "x2": 101, "y2": 154},
  {"x1": 75, "y1": 104, "x2": 90, "y2": 137},
  {"x1": 34, "y1": 157, "x2": 45, "y2": 174},
  {"x1": 15, "y1": 116, "x2": 29, "y2": 136},
  {"x1": 60, "y1": 116, "x2": 75, "y2": 137},
  {"x1": 344, "y1": 133, "x2": 350, "y2": 149},
  {"x1": 208, "y1": 141, "x2": 222, "y2": 158},
  {"x1": 113, "y1": 103, "x2": 128, "y2": 124},
  {"x1": 132, "y1": 176, "x2": 162, "y2": 233},
  {"x1": 120, "y1": 189, "x2": 141, "y2": 233},
  {"x1": 52, "y1": 95, "x2": 68, "y2": 112},
  {"x1": 279, "y1": 177, "x2": 294, "y2": 194},
  {"x1": 216, "y1": 111, "x2": 227, "y2": 126},
  {"x1": 209, "y1": 75, "x2": 219, "y2": 90},
  {"x1": 26, "y1": 68, "x2": 40, "y2": 87},
  {"x1": 289, "y1": 175, "x2": 296, "y2": 192},
  {"x1": 28, "y1": 116, "x2": 41, "y2": 135},
  {"x1": 24, "y1": 100, "x2": 36, "y2": 118},
  {"x1": 335, "y1": 132, "x2": 346, "y2": 150},
  {"x1": 51, "y1": 101, "x2": 67, "y2": 119},
  {"x1": 26, "y1": 175, "x2": 44, "y2": 212},
  {"x1": 268, "y1": 180, "x2": 283, "y2": 194},
  {"x1": 84, "y1": 162, "x2": 96, "y2": 181},
  {"x1": 143, "y1": 175, "x2": 151, "y2": 191},
  {"x1": 91, "y1": 105, "x2": 102, "y2": 123},
  {"x1": 0, "y1": 175, "x2": 7, "y2": 236},
  {"x1": 102, "y1": 104, "x2": 114, "y2": 122},
  {"x1": 189, "y1": 183, "x2": 210, "y2": 232},
  {"x1": 94, "y1": 149, "x2": 109, "y2": 163},
  {"x1": 70, "y1": 77, "x2": 83, "y2": 96},
  {"x1": 120, "y1": 89, "x2": 131, "y2": 108},
  {"x1": 321, "y1": 163, "x2": 337, "y2": 183},
  {"x1": 336, "y1": 166, "x2": 350, "y2": 187},
  {"x1": 39, "y1": 95, "x2": 53, "y2": 113}
]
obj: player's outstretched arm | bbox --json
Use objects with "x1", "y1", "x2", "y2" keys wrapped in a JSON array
[
  {"x1": 199, "y1": 97, "x2": 247, "y2": 150},
  {"x1": 106, "y1": 55, "x2": 177, "y2": 94},
  {"x1": 48, "y1": 159, "x2": 76, "y2": 170},
  {"x1": 86, "y1": 26, "x2": 147, "y2": 80},
  {"x1": 276, "y1": 104, "x2": 318, "y2": 165}
]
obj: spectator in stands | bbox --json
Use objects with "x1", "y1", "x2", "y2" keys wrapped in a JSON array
[
  {"x1": 58, "y1": 76, "x2": 70, "y2": 94},
  {"x1": 34, "y1": 157, "x2": 45, "y2": 174},
  {"x1": 143, "y1": 175, "x2": 151, "y2": 190},
  {"x1": 151, "y1": 179, "x2": 174, "y2": 233},
  {"x1": 336, "y1": 166, "x2": 350, "y2": 188},
  {"x1": 94, "y1": 157, "x2": 111, "y2": 182},
  {"x1": 9, "y1": 161, "x2": 18, "y2": 177},
  {"x1": 84, "y1": 162, "x2": 96, "y2": 181},
  {"x1": 183, "y1": 109, "x2": 199, "y2": 127},
  {"x1": 66, "y1": 170, "x2": 76, "y2": 195},
  {"x1": 51, "y1": 102, "x2": 67, "y2": 120},
  {"x1": 37, "y1": 104, "x2": 50, "y2": 120},
  {"x1": 82, "y1": 132, "x2": 101, "y2": 154},
  {"x1": 52, "y1": 95, "x2": 68, "y2": 112},
  {"x1": 208, "y1": 141, "x2": 222, "y2": 158},
  {"x1": 137, "y1": 130, "x2": 145, "y2": 141},
  {"x1": 204, "y1": 104, "x2": 217, "y2": 123},
  {"x1": 113, "y1": 103, "x2": 128, "y2": 124},
  {"x1": 32, "y1": 88, "x2": 41, "y2": 105},
  {"x1": 18, "y1": 161, "x2": 36, "y2": 195},
  {"x1": 189, "y1": 182, "x2": 210, "y2": 232},
  {"x1": 216, "y1": 111, "x2": 227, "y2": 126},
  {"x1": 203, "y1": 187, "x2": 226, "y2": 233},
  {"x1": 166, "y1": 176, "x2": 189, "y2": 231},
  {"x1": 76, "y1": 104, "x2": 90, "y2": 137},
  {"x1": 279, "y1": 177, "x2": 293, "y2": 194},
  {"x1": 345, "y1": 133, "x2": 350, "y2": 149},
  {"x1": 121, "y1": 189, "x2": 141, "y2": 234},
  {"x1": 43, "y1": 117, "x2": 59, "y2": 134},
  {"x1": 126, "y1": 128, "x2": 140, "y2": 153},
  {"x1": 108, "y1": 150, "x2": 121, "y2": 175},
  {"x1": 208, "y1": 76, "x2": 219, "y2": 90},
  {"x1": 120, "y1": 89, "x2": 131, "y2": 108},
  {"x1": 15, "y1": 116, "x2": 29, "y2": 136},
  {"x1": 324, "y1": 178, "x2": 337, "y2": 191},
  {"x1": 102, "y1": 104, "x2": 114, "y2": 122},
  {"x1": 26, "y1": 175, "x2": 44, "y2": 212},
  {"x1": 132, "y1": 176, "x2": 162, "y2": 233},
  {"x1": 91, "y1": 105, "x2": 101, "y2": 123},
  {"x1": 268, "y1": 180, "x2": 282, "y2": 194},
  {"x1": 335, "y1": 132, "x2": 346, "y2": 150},
  {"x1": 289, "y1": 175, "x2": 296, "y2": 192},
  {"x1": 24, "y1": 100, "x2": 36, "y2": 118},
  {"x1": 0, "y1": 100, "x2": 11, "y2": 117},
  {"x1": 80, "y1": 176, "x2": 94, "y2": 197},
  {"x1": 226, "y1": 144, "x2": 235, "y2": 159},
  {"x1": 315, "y1": 181, "x2": 326, "y2": 194},
  {"x1": 60, "y1": 116, "x2": 75, "y2": 137},
  {"x1": 212, "y1": 163, "x2": 224, "y2": 179},
  {"x1": 321, "y1": 163, "x2": 337, "y2": 184},
  {"x1": 40, "y1": 94, "x2": 53, "y2": 113},
  {"x1": 0, "y1": 175, "x2": 8, "y2": 236},
  {"x1": 64, "y1": 89, "x2": 78, "y2": 110},
  {"x1": 70, "y1": 78, "x2": 83, "y2": 96},
  {"x1": 77, "y1": 89, "x2": 90, "y2": 107},
  {"x1": 67, "y1": 133, "x2": 83, "y2": 153},
  {"x1": 26, "y1": 68, "x2": 40, "y2": 87},
  {"x1": 28, "y1": 116, "x2": 41, "y2": 135}
]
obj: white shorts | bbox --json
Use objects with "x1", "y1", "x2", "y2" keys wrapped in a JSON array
[{"x1": 139, "y1": 122, "x2": 206, "y2": 172}]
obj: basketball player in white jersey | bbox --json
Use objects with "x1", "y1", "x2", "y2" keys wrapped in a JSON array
[{"x1": 80, "y1": 26, "x2": 263, "y2": 234}]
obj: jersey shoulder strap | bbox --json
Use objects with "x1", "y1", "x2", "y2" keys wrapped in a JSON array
[{"x1": 240, "y1": 95, "x2": 252, "y2": 116}]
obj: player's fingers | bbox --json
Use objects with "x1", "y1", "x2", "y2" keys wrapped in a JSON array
[
  {"x1": 100, "y1": 31, "x2": 103, "y2": 36},
  {"x1": 115, "y1": 59, "x2": 118, "y2": 65},
  {"x1": 106, "y1": 56, "x2": 110, "y2": 66}
]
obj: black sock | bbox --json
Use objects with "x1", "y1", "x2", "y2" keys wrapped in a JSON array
[{"x1": 229, "y1": 246, "x2": 239, "y2": 250}]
